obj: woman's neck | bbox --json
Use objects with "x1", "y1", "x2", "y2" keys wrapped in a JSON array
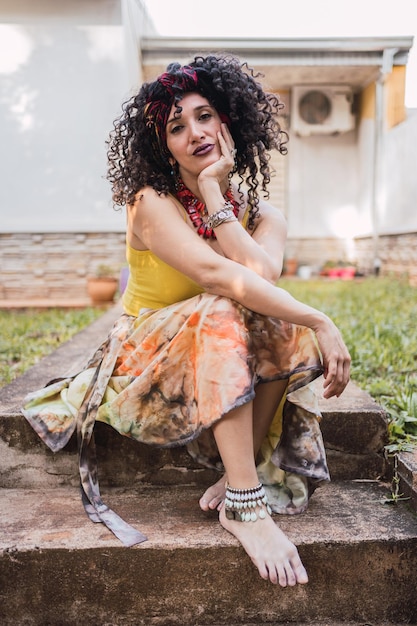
[{"x1": 179, "y1": 172, "x2": 229, "y2": 201}]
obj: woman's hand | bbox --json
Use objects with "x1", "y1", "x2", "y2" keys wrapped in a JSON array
[
  {"x1": 312, "y1": 316, "x2": 351, "y2": 399},
  {"x1": 197, "y1": 123, "x2": 236, "y2": 191}
]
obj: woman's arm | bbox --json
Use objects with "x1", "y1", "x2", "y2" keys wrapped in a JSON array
[
  {"x1": 204, "y1": 181, "x2": 287, "y2": 283},
  {"x1": 130, "y1": 188, "x2": 350, "y2": 398},
  {"x1": 197, "y1": 125, "x2": 286, "y2": 283}
]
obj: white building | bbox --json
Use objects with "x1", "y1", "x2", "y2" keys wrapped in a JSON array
[{"x1": 0, "y1": 0, "x2": 415, "y2": 303}]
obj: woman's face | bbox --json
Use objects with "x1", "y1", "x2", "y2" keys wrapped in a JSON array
[{"x1": 165, "y1": 92, "x2": 223, "y2": 181}]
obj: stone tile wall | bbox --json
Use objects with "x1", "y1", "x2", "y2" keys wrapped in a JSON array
[
  {"x1": 1, "y1": 230, "x2": 416, "y2": 303},
  {"x1": 354, "y1": 232, "x2": 417, "y2": 284},
  {"x1": 285, "y1": 232, "x2": 417, "y2": 283},
  {"x1": 0, "y1": 233, "x2": 126, "y2": 301}
]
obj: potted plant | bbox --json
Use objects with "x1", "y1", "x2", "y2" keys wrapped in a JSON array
[
  {"x1": 87, "y1": 264, "x2": 119, "y2": 305},
  {"x1": 284, "y1": 258, "x2": 298, "y2": 276},
  {"x1": 320, "y1": 260, "x2": 356, "y2": 280}
]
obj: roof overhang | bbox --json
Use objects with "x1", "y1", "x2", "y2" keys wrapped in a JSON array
[{"x1": 141, "y1": 36, "x2": 414, "y2": 90}]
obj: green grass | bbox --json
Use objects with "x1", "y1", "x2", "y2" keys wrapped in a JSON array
[
  {"x1": 280, "y1": 277, "x2": 417, "y2": 447},
  {"x1": 0, "y1": 307, "x2": 103, "y2": 387}
]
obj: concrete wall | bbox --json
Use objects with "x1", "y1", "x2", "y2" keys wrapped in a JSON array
[
  {"x1": 287, "y1": 128, "x2": 359, "y2": 241},
  {"x1": 380, "y1": 108, "x2": 417, "y2": 234},
  {"x1": 286, "y1": 105, "x2": 417, "y2": 268},
  {"x1": 0, "y1": 0, "x2": 130, "y2": 233}
]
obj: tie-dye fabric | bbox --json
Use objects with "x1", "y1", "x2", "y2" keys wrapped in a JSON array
[{"x1": 22, "y1": 293, "x2": 328, "y2": 544}]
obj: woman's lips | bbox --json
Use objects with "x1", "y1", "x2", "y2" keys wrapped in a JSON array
[{"x1": 193, "y1": 143, "x2": 214, "y2": 156}]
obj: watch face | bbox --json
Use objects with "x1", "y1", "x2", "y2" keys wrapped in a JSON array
[{"x1": 299, "y1": 90, "x2": 332, "y2": 125}]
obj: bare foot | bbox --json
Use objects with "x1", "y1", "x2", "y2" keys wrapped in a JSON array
[
  {"x1": 219, "y1": 505, "x2": 308, "y2": 586},
  {"x1": 199, "y1": 474, "x2": 227, "y2": 511}
]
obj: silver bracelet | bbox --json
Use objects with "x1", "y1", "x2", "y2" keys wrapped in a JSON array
[{"x1": 206, "y1": 202, "x2": 238, "y2": 229}]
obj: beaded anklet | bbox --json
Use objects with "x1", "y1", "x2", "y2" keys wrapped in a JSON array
[{"x1": 225, "y1": 482, "x2": 272, "y2": 522}]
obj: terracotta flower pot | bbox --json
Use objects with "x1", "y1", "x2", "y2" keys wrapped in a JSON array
[
  {"x1": 87, "y1": 277, "x2": 118, "y2": 305},
  {"x1": 285, "y1": 258, "x2": 298, "y2": 276}
]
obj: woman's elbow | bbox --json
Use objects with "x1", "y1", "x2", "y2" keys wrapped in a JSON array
[
  {"x1": 197, "y1": 264, "x2": 226, "y2": 294},
  {"x1": 264, "y1": 259, "x2": 283, "y2": 285}
]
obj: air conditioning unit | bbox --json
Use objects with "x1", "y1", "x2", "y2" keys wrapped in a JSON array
[{"x1": 291, "y1": 85, "x2": 355, "y2": 136}]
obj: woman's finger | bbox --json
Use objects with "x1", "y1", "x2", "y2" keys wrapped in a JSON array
[
  {"x1": 220, "y1": 123, "x2": 235, "y2": 156},
  {"x1": 217, "y1": 132, "x2": 235, "y2": 168}
]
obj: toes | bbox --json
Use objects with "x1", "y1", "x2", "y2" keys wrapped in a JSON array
[
  {"x1": 294, "y1": 563, "x2": 309, "y2": 584},
  {"x1": 283, "y1": 562, "x2": 297, "y2": 587},
  {"x1": 264, "y1": 551, "x2": 308, "y2": 587},
  {"x1": 276, "y1": 564, "x2": 287, "y2": 587},
  {"x1": 290, "y1": 554, "x2": 309, "y2": 584},
  {"x1": 199, "y1": 496, "x2": 209, "y2": 511},
  {"x1": 253, "y1": 558, "x2": 271, "y2": 582},
  {"x1": 266, "y1": 560, "x2": 298, "y2": 587},
  {"x1": 199, "y1": 493, "x2": 224, "y2": 511},
  {"x1": 209, "y1": 496, "x2": 221, "y2": 510},
  {"x1": 257, "y1": 559, "x2": 302, "y2": 587}
]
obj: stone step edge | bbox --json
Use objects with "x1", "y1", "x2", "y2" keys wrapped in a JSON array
[
  {"x1": 2, "y1": 482, "x2": 417, "y2": 626},
  {"x1": 1, "y1": 480, "x2": 416, "y2": 552},
  {"x1": 397, "y1": 447, "x2": 417, "y2": 510}
]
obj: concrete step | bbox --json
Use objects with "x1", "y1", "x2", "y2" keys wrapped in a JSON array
[
  {"x1": 1, "y1": 481, "x2": 416, "y2": 625},
  {"x1": 398, "y1": 446, "x2": 417, "y2": 509},
  {"x1": 0, "y1": 299, "x2": 389, "y2": 487},
  {"x1": 0, "y1": 386, "x2": 389, "y2": 490}
]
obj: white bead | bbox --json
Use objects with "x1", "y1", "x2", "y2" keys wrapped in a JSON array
[
  {"x1": 250, "y1": 511, "x2": 257, "y2": 522},
  {"x1": 259, "y1": 509, "x2": 266, "y2": 519}
]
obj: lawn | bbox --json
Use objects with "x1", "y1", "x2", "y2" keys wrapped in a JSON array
[
  {"x1": 279, "y1": 276, "x2": 417, "y2": 447},
  {"x1": 0, "y1": 278, "x2": 416, "y2": 446},
  {"x1": 0, "y1": 307, "x2": 103, "y2": 387}
]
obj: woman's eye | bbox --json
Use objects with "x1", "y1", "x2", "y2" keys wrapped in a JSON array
[
  {"x1": 200, "y1": 112, "x2": 212, "y2": 121},
  {"x1": 171, "y1": 125, "x2": 183, "y2": 134}
]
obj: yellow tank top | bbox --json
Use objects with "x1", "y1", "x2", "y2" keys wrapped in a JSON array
[
  {"x1": 122, "y1": 244, "x2": 204, "y2": 315},
  {"x1": 122, "y1": 200, "x2": 251, "y2": 316}
]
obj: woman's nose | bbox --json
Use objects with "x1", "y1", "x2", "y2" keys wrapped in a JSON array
[{"x1": 189, "y1": 121, "x2": 204, "y2": 140}]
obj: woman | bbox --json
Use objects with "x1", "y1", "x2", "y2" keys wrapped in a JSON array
[{"x1": 23, "y1": 55, "x2": 350, "y2": 588}]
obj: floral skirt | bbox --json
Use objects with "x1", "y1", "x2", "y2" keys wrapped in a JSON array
[{"x1": 22, "y1": 293, "x2": 328, "y2": 546}]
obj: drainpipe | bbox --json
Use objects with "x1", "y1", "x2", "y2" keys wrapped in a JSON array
[{"x1": 371, "y1": 48, "x2": 397, "y2": 274}]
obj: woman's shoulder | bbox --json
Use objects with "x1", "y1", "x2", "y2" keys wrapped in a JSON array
[
  {"x1": 258, "y1": 198, "x2": 287, "y2": 222},
  {"x1": 131, "y1": 185, "x2": 172, "y2": 207},
  {"x1": 128, "y1": 186, "x2": 186, "y2": 226}
]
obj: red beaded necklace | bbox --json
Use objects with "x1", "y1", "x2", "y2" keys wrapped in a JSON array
[{"x1": 175, "y1": 179, "x2": 240, "y2": 240}]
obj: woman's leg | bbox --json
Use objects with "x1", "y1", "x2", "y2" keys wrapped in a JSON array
[
  {"x1": 252, "y1": 379, "x2": 288, "y2": 456},
  {"x1": 211, "y1": 400, "x2": 308, "y2": 587},
  {"x1": 199, "y1": 379, "x2": 287, "y2": 511}
]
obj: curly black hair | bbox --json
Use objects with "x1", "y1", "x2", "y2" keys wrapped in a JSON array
[{"x1": 107, "y1": 54, "x2": 288, "y2": 230}]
